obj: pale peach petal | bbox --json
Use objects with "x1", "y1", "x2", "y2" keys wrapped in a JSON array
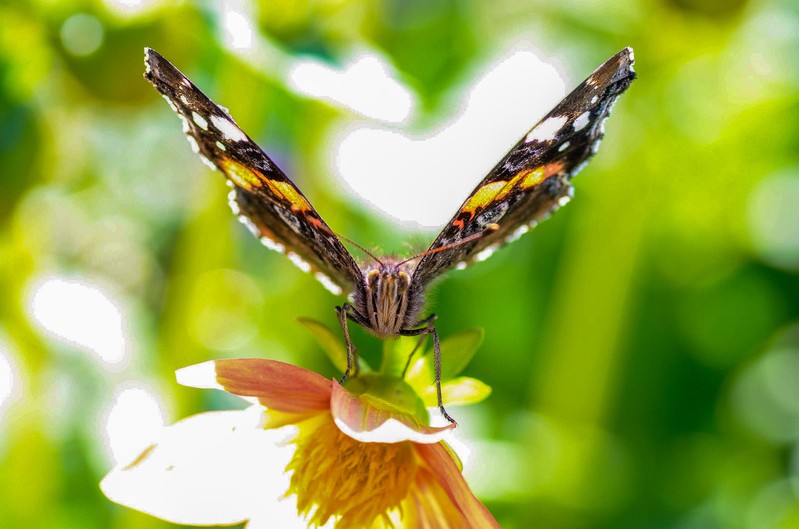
[
  {"x1": 331, "y1": 382, "x2": 455, "y2": 444},
  {"x1": 101, "y1": 407, "x2": 301, "y2": 526},
  {"x1": 177, "y1": 359, "x2": 331, "y2": 413},
  {"x1": 414, "y1": 443, "x2": 500, "y2": 528}
]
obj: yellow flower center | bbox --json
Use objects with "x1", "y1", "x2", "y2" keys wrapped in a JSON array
[{"x1": 287, "y1": 415, "x2": 417, "y2": 528}]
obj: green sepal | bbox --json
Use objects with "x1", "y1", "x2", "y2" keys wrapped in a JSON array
[
  {"x1": 404, "y1": 353, "x2": 434, "y2": 391},
  {"x1": 403, "y1": 327, "x2": 484, "y2": 393},
  {"x1": 344, "y1": 372, "x2": 429, "y2": 424},
  {"x1": 420, "y1": 376, "x2": 492, "y2": 407},
  {"x1": 381, "y1": 335, "x2": 422, "y2": 377},
  {"x1": 438, "y1": 328, "x2": 484, "y2": 380}
]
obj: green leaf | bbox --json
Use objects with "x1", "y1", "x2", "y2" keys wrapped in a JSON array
[
  {"x1": 438, "y1": 328, "x2": 484, "y2": 379},
  {"x1": 421, "y1": 376, "x2": 492, "y2": 407}
]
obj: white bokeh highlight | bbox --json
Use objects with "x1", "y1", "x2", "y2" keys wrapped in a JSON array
[
  {"x1": 103, "y1": 0, "x2": 160, "y2": 18},
  {"x1": 289, "y1": 53, "x2": 415, "y2": 123},
  {"x1": 0, "y1": 340, "x2": 21, "y2": 423},
  {"x1": 60, "y1": 14, "x2": 104, "y2": 57},
  {"x1": 221, "y1": 0, "x2": 255, "y2": 50},
  {"x1": 27, "y1": 276, "x2": 129, "y2": 368},
  {"x1": 332, "y1": 47, "x2": 565, "y2": 228},
  {"x1": 214, "y1": 0, "x2": 416, "y2": 124},
  {"x1": 748, "y1": 169, "x2": 799, "y2": 271}
]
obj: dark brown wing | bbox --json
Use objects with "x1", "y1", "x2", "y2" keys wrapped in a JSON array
[
  {"x1": 413, "y1": 47, "x2": 636, "y2": 286},
  {"x1": 144, "y1": 48, "x2": 362, "y2": 295}
]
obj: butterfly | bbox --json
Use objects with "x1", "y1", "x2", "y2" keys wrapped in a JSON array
[{"x1": 144, "y1": 47, "x2": 636, "y2": 424}]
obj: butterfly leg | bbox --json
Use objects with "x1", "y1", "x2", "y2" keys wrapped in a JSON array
[
  {"x1": 400, "y1": 323, "x2": 456, "y2": 424},
  {"x1": 335, "y1": 303, "x2": 368, "y2": 383},
  {"x1": 401, "y1": 314, "x2": 438, "y2": 377}
]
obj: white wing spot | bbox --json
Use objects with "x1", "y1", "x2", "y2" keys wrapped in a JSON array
[
  {"x1": 237, "y1": 215, "x2": 260, "y2": 237},
  {"x1": 287, "y1": 252, "x2": 312, "y2": 273},
  {"x1": 161, "y1": 94, "x2": 178, "y2": 112},
  {"x1": 558, "y1": 195, "x2": 572, "y2": 207},
  {"x1": 192, "y1": 111, "x2": 209, "y2": 131},
  {"x1": 558, "y1": 141, "x2": 570, "y2": 152},
  {"x1": 314, "y1": 273, "x2": 342, "y2": 295},
  {"x1": 572, "y1": 160, "x2": 589, "y2": 177},
  {"x1": 599, "y1": 116, "x2": 609, "y2": 135},
  {"x1": 180, "y1": 94, "x2": 190, "y2": 106},
  {"x1": 260, "y1": 237, "x2": 285, "y2": 254},
  {"x1": 215, "y1": 141, "x2": 226, "y2": 151},
  {"x1": 590, "y1": 95, "x2": 598, "y2": 105},
  {"x1": 210, "y1": 115, "x2": 247, "y2": 142},
  {"x1": 475, "y1": 246, "x2": 498, "y2": 262},
  {"x1": 178, "y1": 114, "x2": 190, "y2": 133},
  {"x1": 591, "y1": 138, "x2": 602, "y2": 154},
  {"x1": 199, "y1": 155, "x2": 215, "y2": 170},
  {"x1": 526, "y1": 116, "x2": 567, "y2": 143},
  {"x1": 186, "y1": 135, "x2": 200, "y2": 154},
  {"x1": 455, "y1": 261, "x2": 468, "y2": 271},
  {"x1": 507, "y1": 224, "x2": 529, "y2": 243},
  {"x1": 227, "y1": 189, "x2": 240, "y2": 214},
  {"x1": 573, "y1": 111, "x2": 591, "y2": 132}
]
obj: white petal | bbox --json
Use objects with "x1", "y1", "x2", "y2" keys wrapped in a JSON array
[
  {"x1": 334, "y1": 415, "x2": 453, "y2": 444},
  {"x1": 101, "y1": 407, "x2": 299, "y2": 525}
]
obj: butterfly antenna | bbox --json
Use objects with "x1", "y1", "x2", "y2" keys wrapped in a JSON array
[
  {"x1": 337, "y1": 233, "x2": 384, "y2": 265},
  {"x1": 310, "y1": 222, "x2": 382, "y2": 265},
  {"x1": 398, "y1": 223, "x2": 499, "y2": 266}
]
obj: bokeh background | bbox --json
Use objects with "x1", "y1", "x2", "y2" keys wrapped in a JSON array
[{"x1": 2, "y1": 0, "x2": 799, "y2": 528}]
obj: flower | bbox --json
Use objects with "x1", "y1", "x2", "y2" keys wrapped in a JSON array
[
  {"x1": 101, "y1": 356, "x2": 499, "y2": 528},
  {"x1": 101, "y1": 323, "x2": 496, "y2": 527}
]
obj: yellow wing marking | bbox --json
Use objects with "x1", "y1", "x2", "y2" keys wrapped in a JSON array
[
  {"x1": 459, "y1": 161, "x2": 564, "y2": 218},
  {"x1": 271, "y1": 180, "x2": 312, "y2": 213},
  {"x1": 220, "y1": 158, "x2": 263, "y2": 191},
  {"x1": 219, "y1": 158, "x2": 311, "y2": 212},
  {"x1": 460, "y1": 181, "x2": 508, "y2": 215}
]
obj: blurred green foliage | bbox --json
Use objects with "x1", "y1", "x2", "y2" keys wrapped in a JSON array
[{"x1": 2, "y1": 0, "x2": 799, "y2": 528}]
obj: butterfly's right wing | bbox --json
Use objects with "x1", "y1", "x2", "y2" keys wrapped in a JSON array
[
  {"x1": 413, "y1": 47, "x2": 636, "y2": 287},
  {"x1": 144, "y1": 48, "x2": 361, "y2": 295}
]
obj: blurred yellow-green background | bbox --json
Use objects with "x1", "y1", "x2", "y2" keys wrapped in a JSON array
[{"x1": 2, "y1": 0, "x2": 799, "y2": 528}]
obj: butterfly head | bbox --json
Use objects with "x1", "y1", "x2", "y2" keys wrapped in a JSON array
[{"x1": 356, "y1": 259, "x2": 421, "y2": 337}]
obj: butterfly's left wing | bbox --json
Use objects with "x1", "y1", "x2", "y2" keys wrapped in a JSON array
[
  {"x1": 413, "y1": 47, "x2": 636, "y2": 287},
  {"x1": 144, "y1": 48, "x2": 363, "y2": 295}
]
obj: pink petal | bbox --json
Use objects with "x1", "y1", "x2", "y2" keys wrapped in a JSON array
[
  {"x1": 100, "y1": 407, "x2": 305, "y2": 526},
  {"x1": 177, "y1": 359, "x2": 331, "y2": 414},
  {"x1": 330, "y1": 382, "x2": 455, "y2": 444},
  {"x1": 414, "y1": 443, "x2": 500, "y2": 528}
]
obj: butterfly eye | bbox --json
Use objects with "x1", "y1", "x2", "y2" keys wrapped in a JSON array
[
  {"x1": 366, "y1": 269, "x2": 380, "y2": 289},
  {"x1": 397, "y1": 272, "x2": 410, "y2": 291}
]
